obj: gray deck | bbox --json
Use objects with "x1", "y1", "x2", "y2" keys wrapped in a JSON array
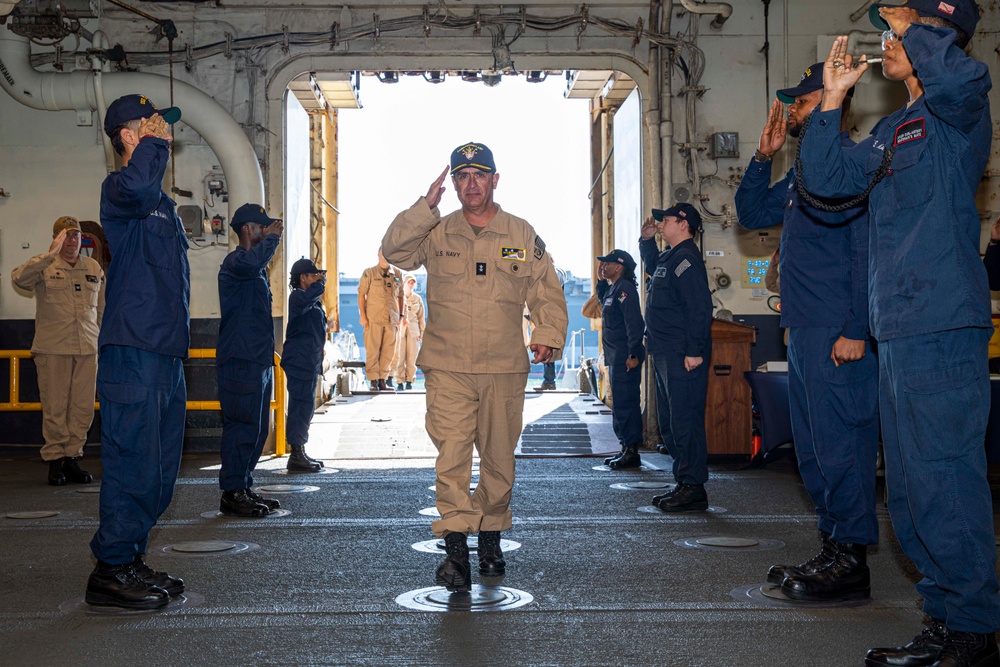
[{"x1": 0, "y1": 393, "x2": 996, "y2": 666}]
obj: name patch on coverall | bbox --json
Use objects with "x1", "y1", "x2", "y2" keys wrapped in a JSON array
[{"x1": 894, "y1": 118, "x2": 926, "y2": 146}]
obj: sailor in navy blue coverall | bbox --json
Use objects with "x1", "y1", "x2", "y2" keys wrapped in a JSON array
[
  {"x1": 802, "y1": 2, "x2": 1000, "y2": 662},
  {"x1": 217, "y1": 204, "x2": 284, "y2": 517},
  {"x1": 639, "y1": 203, "x2": 713, "y2": 512},
  {"x1": 86, "y1": 94, "x2": 188, "y2": 610},
  {"x1": 280, "y1": 258, "x2": 328, "y2": 473},
  {"x1": 596, "y1": 249, "x2": 646, "y2": 470},
  {"x1": 735, "y1": 63, "x2": 879, "y2": 603}
]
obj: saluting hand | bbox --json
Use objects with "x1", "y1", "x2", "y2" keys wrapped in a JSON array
[
  {"x1": 758, "y1": 99, "x2": 786, "y2": 158},
  {"x1": 822, "y1": 37, "x2": 867, "y2": 107},
  {"x1": 264, "y1": 219, "x2": 284, "y2": 237},
  {"x1": 879, "y1": 6, "x2": 920, "y2": 39},
  {"x1": 137, "y1": 113, "x2": 173, "y2": 143},
  {"x1": 47, "y1": 229, "x2": 68, "y2": 258},
  {"x1": 426, "y1": 166, "x2": 449, "y2": 209},
  {"x1": 640, "y1": 216, "x2": 658, "y2": 241}
]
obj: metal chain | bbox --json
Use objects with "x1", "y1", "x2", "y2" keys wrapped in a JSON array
[{"x1": 793, "y1": 111, "x2": 894, "y2": 212}]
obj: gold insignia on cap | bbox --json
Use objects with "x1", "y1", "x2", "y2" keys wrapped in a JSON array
[
  {"x1": 803, "y1": 68, "x2": 812, "y2": 79},
  {"x1": 457, "y1": 142, "x2": 483, "y2": 160},
  {"x1": 140, "y1": 95, "x2": 148, "y2": 105}
]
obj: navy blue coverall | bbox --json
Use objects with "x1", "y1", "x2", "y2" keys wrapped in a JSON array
[
  {"x1": 281, "y1": 280, "x2": 326, "y2": 447},
  {"x1": 735, "y1": 141, "x2": 879, "y2": 546},
  {"x1": 217, "y1": 234, "x2": 280, "y2": 492},
  {"x1": 601, "y1": 276, "x2": 646, "y2": 448},
  {"x1": 90, "y1": 136, "x2": 190, "y2": 565},
  {"x1": 640, "y1": 237, "x2": 713, "y2": 486},
  {"x1": 801, "y1": 24, "x2": 1000, "y2": 633}
]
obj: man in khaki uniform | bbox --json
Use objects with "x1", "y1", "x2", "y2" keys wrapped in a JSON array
[
  {"x1": 382, "y1": 141, "x2": 568, "y2": 592},
  {"x1": 358, "y1": 249, "x2": 403, "y2": 391},
  {"x1": 11, "y1": 216, "x2": 105, "y2": 486},
  {"x1": 394, "y1": 274, "x2": 425, "y2": 391}
]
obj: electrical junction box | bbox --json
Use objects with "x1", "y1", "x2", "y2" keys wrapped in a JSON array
[
  {"x1": 709, "y1": 132, "x2": 739, "y2": 159},
  {"x1": 176, "y1": 205, "x2": 203, "y2": 238}
]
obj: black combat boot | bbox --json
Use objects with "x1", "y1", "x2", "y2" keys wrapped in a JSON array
[
  {"x1": 767, "y1": 531, "x2": 835, "y2": 585},
  {"x1": 656, "y1": 443, "x2": 671, "y2": 455},
  {"x1": 287, "y1": 445, "x2": 322, "y2": 472},
  {"x1": 608, "y1": 445, "x2": 641, "y2": 470},
  {"x1": 63, "y1": 457, "x2": 94, "y2": 484},
  {"x1": 377, "y1": 379, "x2": 388, "y2": 391},
  {"x1": 85, "y1": 561, "x2": 170, "y2": 609},
  {"x1": 132, "y1": 555, "x2": 185, "y2": 596},
  {"x1": 246, "y1": 487, "x2": 280, "y2": 511},
  {"x1": 781, "y1": 541, "x2": 870, "y2": 601},
  {"x1": 478, "y1": 531, "x2": 506, "y2": 576},
  {"x1": 220, "y1": 489, "x2": 270, "y2": 517},
  {"x1": 370, "y1": 380, "x2": 379, "y2": 392},
  {"x1": 865, "y1": 620, "x2": 947, "y2": 666},
  {"x1": 405, "y1": 382, "x2": 412, "y2": 390},
  {"x1": 604, "y1": 446, "x2": 627, "y2": 466},
  {"x1": 47, "y1": 458, "x2": 66, "y2": 486},
  {"x1": 656, "y1": 483, "x2": 708, "y2": 512},
  {"x1": 651, "y1": 486, "x2": 678, "y2": 504},
  {"x1": 386, "y1": 377, "x2": 394, "y2": 388},
  {"x1": 435, "y1": 532, "x2": 472, "y2": 592},
  {"x1": 930, "y1": 630, "x2": 999, "y2": 667}
]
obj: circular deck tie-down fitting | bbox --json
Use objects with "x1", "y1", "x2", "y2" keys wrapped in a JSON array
[
  {"x1": 273, "y1": 468, "x2": 338, "y2": 476},
  {"x1": 730, "y1": 582, "x2": 872, "y2": 609},
  {"x1": 60, "y1": 591, "x2": 205, "y2": 617},
  {"x1": 200, "y1": 509, "x2": 293, "y2": 519},
  {"x1": 411, "y1": 537, "x2": 522, "y2": 554},
  {"x1": 74, "y1": 486, "x2": 101, "y2": 494},
  {"x1": 418, "y1": 507, "x2": 441, "y2": 517},
  {"x1": 592, "y1": 465, "x2": 657, "y2": 472},
  {"x1": 5, "y1": 510, "x2": 60, "y2": 519},
  {"x1": 637, "y1": 504, "x2": 728, "y2": 515},
  {"x1": 256, "y1": 484, "x2": 320, "y2": 494},
  {"x1": 159, "y1": 540, "x2": 260, "y2": 556},
  {"x1": 395, "y1": 585, "x2": 533, "y2": 612},
  {"x1": 610, "y1": 482, "x2": 673, "y2": 491},
  {"x1": 674, "y1": 536, "x2": 785, "y2": 551}
]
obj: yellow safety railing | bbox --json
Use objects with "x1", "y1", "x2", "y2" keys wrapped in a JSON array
[{"x1": 0, "y1": 349, "x2": 287, "y2": 457}]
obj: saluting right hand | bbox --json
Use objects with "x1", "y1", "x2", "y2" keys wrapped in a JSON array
[
  {"x1": 47, "y1": 229, "x2": 68, "y2": 257},
  {"x1": 640, "y1": 216, "x2": 658, "y2": 241},
  {"x1": 425, "y1": 166, "x2": 449, "y2": 209},
  {"x1": 823, "y1": 37, "x2": 867, "y2": 102},
  {"x1": 264, "y1": 219, "x2": 284, "y2": 237},
  {"x1": 758, "y1": 99, "x2": 786, "y2": 158},
  {"x1": 137, "y1": 113, "x2": 173, "y2": 143}
]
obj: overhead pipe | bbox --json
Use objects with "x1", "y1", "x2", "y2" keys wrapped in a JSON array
[
  {"x1": 678, "y1": 0, "x2": 733, "y2": 30},
  {"x1": 0, "y1": 28, "x2": 264, "y2": 228}
]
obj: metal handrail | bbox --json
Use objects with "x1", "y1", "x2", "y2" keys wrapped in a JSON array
[{"x1": 0, "y1": 348, "x2": 288, "y2": 456}]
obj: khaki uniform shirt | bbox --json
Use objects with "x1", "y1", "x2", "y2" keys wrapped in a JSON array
[
  {"x1": 359, "y1": 265, "x2": 403, "y2": 327},
  {"x1": 11, "y1": 254, "x2": 105, "y2": 355},
  {"x1": 402, "y1": 292, "x2": 425, "y2": 338},
  {"x1": 382, "y1": 199, "x2": 568, "y2": 374}
]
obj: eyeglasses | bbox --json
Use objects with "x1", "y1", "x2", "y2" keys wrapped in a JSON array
[{"x1": 881, "y1": 29, "x2": 899, "y2": 50}]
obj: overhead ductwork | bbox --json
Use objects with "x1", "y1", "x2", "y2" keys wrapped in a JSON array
[{"x1": 0, "y1": 27, "x2": 264, "y2": 228}]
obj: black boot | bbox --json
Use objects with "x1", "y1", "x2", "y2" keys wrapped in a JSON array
[
  {"x1": 478, "y1": 531, "x2": 506, "y2": 577},
  {"x1": 651, "y1": 486, "x2": 678, "y2": 504},
  {"x1": 435, "y1": 532, "x2": 471, "y2": 592},
  {"x1": 370, "y1": 380, "x2": 380, "y2": 392},
  {"x1": 386, "y1": 377, "x2": 394, "y2": 388},
  {"x1": 85, "y1": 561, "x2": 170, "y2": 609},
  {"x1": 287, "y1": 446, "x2": 322, "y2": 472},
  {"x1": 63, "y1": 457, "x2": 94, "y2": 484},
  {"x1": 656, "y1": 483, "x2": 708, "y2": 512},
  {"x1": 865, "y1": 620, "x2": 947, "y2": 666},
  {"x1": 246, "y1": 488, "x2": 280, "y2": 511},
  {"x1": 930, "y1": 630, "x2": 998, "y2": 667},
  {"x1": 608, "y1": 446, "x2": 641, "y2": 470},
  {"x1": 132, "y1": 555, "x2": 185, "y2": 596},
  {"x1": 781, "y1": 541, "x2": 870, "y2": 601},
  {"x1": 405, "y1": 382, "x2": 412, "y2": 390},
  {"x1": 767, "y1": 531, "x2": 835, "y2": 585},
  {"x1": 604, "y1": 446, "x2": 626, "y2": 466},
  {"x1": 656, "y1": 443, "x2": 671, "y2": 455},
  {"x1": 298, "y1": 445, "x2": 324, "y2": 468},
  {"x1": 47, "y1": 458, "x2": 66, "y2": 486},
  {"x1": 378, "y1": 379, "x2": 388, "y2": 391},
  {"x1": 220, "y1": 489, "x2": 270, "y2": 517}
]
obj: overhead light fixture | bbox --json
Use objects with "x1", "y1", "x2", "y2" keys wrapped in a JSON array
[
  {"x1": 460, "y1": 71, "x2": 480, "y2": 83},
  {"x1": 526, "y1": 71, "x2": 547, "y2": 83},
  {"x1": 376, "y1": 71, "x2": 399, "y2": 84},
  {"x1": 481, "y1": 71, "x2": 502, "y2": 87},
  {"x1": 423, "y1": 71, "x2": 445, "y2": 84}
]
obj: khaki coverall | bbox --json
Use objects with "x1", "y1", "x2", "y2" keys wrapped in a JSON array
[
  {"x1": 11, "y1": 254, "x2": 105, "y2": 461},
  {"x1": 394, "y1": 292, "x2": 425, "y2": 383},
  {"x1": 383, "y1": 199, "x2": 568, "y2": 537},
  {"x1": 359, "y1": 265, "x2": 403, "y2": 381}
]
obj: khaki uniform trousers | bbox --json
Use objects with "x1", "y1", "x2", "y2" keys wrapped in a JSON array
[
  {"x1": 364, "y1": 324, "x2": 397, "y2": 381},
  {"x1": 35, "y1": 353, "x2": 97, "y2": 461},
  {"x1": 394, "y1": 329, "x2": 419, "y2": 383},
  {"x1": 424, "y1": 369, "x2": 527, "y2": 537}
]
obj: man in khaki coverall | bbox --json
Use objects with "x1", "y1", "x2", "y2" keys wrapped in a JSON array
[
  {"x1": 358, "y1": 249, "x2": 403, "y2": 391},
  {"x1": 382, "y1": 141, "x2": 568, "y2": 592},
  {"x1": 11, "y1": 216, "x2": 105, "y2": 486},
  {"x1": 393, "y1": 274, "x2": 424, "y2": 391}
]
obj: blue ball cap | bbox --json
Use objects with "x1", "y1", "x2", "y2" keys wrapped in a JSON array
[
  {"x1": 290, "y1": 257, "x2": 324, "y2": 276},
  {"x1": 869, "y1": 0, "x2": 979, "y2": 41},
  {"x1": 230, "y1": 203, "x2": 280, "y2": 232},
  {"x1": 651, "y1": 202, "x2": 703, "y2": 233},
  {"x1": 776, "y1": 63, "x2": 854, "y2": 104},
  {"x1": 103, "y1": 94, "x2": 181, "y2": 137},
  {"x1": 450, "y1": 142, "x2": 496, "y2": 174},
  {"x1": 595, "y1": 249, "x2": 637, "y2": 273}
]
